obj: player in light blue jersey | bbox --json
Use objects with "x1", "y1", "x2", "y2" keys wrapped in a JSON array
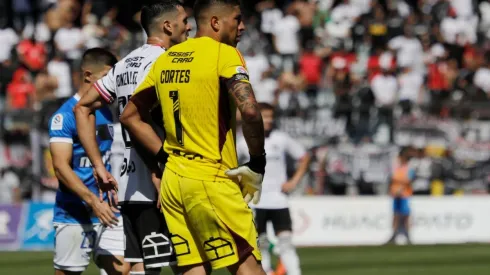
[{"x1": 49, "y1": 48, "x2": 129, "y2": 275}]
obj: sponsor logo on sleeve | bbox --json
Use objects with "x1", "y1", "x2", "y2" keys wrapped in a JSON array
[
  {"x1": 236, "y1": 66, "x2": 248, "y2": 75},
  {"x1": 51, "y1": 114, "x2": 63, "y2": 131}
]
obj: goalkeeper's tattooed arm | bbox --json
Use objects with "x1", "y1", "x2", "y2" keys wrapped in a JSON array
[{"x1": 228, "y1": 81, "x2": 265, "y2": 156}]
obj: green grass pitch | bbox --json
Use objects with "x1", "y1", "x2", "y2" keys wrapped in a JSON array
[{"x1": 1, "y1": 244, "x2": 489, "y2": 275}]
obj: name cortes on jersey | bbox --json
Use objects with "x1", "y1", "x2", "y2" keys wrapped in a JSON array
[{"x1": 160, "y1": 70, "x2": 191, "y2": 84}]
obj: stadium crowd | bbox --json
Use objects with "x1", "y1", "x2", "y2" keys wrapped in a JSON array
[{"x1": 1, "y1": 0, "x2": 490, "y2": 202}]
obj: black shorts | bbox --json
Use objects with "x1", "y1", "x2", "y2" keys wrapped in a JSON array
[
  {"x1": 254, "y1": 208, "x2": 292, "y2": 235},
  {"x1": 120, "y1": 203, "x2": 176, "y2": 268}
]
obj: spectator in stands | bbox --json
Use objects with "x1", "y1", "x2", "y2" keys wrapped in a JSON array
[
  {"x1": 253, "y1": 68, "x2": 279, "y2": 106},
  {"x1": 81, "y1": 14, "x2": 105, "y2": 49},
  {"x1": 427, "y1": 44, "x2": 451, "y2": 115},
  {"x1": 277, "y1": 71, "x2": 308, "y2": 115},
  {"x1": 47, "y1": 51, "x2": 72, "y2": 99},
  {"x1": 388, "y1": 24, "x2": 424, "y2": 75},
  {"x1": 34, "y1": 68, "x2": 58, "y2": 103},
  {"x1": 0, "y1": 24, "x2": 19, "y2": 66},
  {"x1": 326, "y1": 0, "x2": 361, "y2": 48},
  {"x1": 244, "y1": 47, "x2": 273, "y2": 88},
  {"x1": 367, "y1": 3, "x2": 388, "y2": 53},
  {"x1": 258, "y1": 0, "x2": 283, "y2": 54},
  {"x1": 53, "y1": 0, "x2": 84, "y2": 67},
  {"x1": 6, "y1": 68, "x2": 35, "y2": 111},
  {"x1": 272, "y1": 7, "x2": 300, "y2": 72},
  {"x1": 299, "y1": 41, "x2": 323, "y2": 100},
  {"x1": 371, "y1": 54, "x2": 397, "y2": 141},
  {"x1": 398, "y1": 64, "x2": 424, "y2": 117},
  {"x1": 473, "y1": 53, "x2": 490, "y2": 96},
  {"x1": 289, "y1": 0, "x2": 316, "y2": 48},
  {"x1": 328, "y1": 56, "x2": 353, "y2": 132},
  {"x1": 16, "y1": 36, "x2": 47, "y2": 73}
]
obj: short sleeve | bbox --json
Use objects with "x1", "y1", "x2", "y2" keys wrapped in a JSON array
[
  {"x1": 49, "y1": 112, "x2": 76, "y2": 144},
  {"x1": 218, "y1": 45, "x2": 250, "y2": 83},
  {"x1": 94, "y1": 67, "x2": 117, "y2": 104},
  {"x1": 134, "y1": 61, "x2": 157, "y2": 96},
  {"x1": 284, "y1": 134, "x2": 307, "y2": 160}
]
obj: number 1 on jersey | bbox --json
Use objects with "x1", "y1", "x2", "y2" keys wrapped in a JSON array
[{"x1": 169, "y1": 91, "x2": 184, "y2": 146}]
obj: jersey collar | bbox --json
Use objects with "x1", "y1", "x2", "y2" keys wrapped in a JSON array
[
  {"x1": 73, "y1": 93, "x2": 81, "y2": 101},
  {"x1": 146, "y1": 43, "x2": 167, "y2": 51}
]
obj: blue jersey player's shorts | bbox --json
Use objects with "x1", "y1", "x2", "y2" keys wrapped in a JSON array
[
  {"x1": 53, "y1": 219, "x2": 124, "y2": 272},
  {"x1": 393, "y1": 197, "x2": 410, "y2": 216}
]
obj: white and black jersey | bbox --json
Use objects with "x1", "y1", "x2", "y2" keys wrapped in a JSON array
[
  {"x1": 237, "y1": 130, "x2": 307, "y2": 209},
  {"x1": 94, "y1": 44, "x2": 165, "y2": 203}
]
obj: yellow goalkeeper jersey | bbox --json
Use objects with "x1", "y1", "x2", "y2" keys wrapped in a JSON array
[{"x1": 134, "y1": 37, "x2": 250, "y2": 181}]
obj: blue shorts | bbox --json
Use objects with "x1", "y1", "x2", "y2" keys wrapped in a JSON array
[{"x1": 393, "y1": 197, "x2": 410, "y2": 216}]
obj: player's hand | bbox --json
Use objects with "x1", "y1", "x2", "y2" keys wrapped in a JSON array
[
  {"x1": 151, "y1": 171, "x2": 162, "y2": 211},
  {"x1": 226, "y1": 153, "x2": 266, "y2": 205},
  {"x1": 93, "y1": 165, "x2": 118, "y2": 206},
  {"x1": 281, "y1": 180, "x2": 298, "y2": 193},
  {"x1": 91, "y1": 200, "x2": 119, "y2": 228}
]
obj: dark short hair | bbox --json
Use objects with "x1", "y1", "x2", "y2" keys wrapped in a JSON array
[
  {"x1": 141, "y1": 0, "x2": 183, "y2": 35},
  {"x1": 258, "y1": 102, "x2": 274, "y2": 112},
  {"x1": 81, "y1": 48, "x2": 118, "y2": 68},
  {"x1": 194, "y1": 0, "x2": 241, "y2": 25}
]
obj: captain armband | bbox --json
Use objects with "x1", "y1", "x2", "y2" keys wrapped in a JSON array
[{"x1": 225, "y1": 73, "x2": 250, "y2": 89}]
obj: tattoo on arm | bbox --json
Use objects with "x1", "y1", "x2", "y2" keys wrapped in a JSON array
[
  {"x1": 231, "y1": 82, "x2": 260, "y2": 114},
  {"x1": 229, "y1": 81, "x2": 265, "y2": 156}
]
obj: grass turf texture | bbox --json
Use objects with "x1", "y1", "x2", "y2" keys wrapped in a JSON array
[{"x1": 1, "y1": 244, "x2": 489, "y2": 275}]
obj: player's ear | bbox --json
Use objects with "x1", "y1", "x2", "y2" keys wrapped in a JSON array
[
  {"x1": 83, "y1": 70, "x2": 92, "y2": 84},
  {"x1": 211, "y1": 16, "x2": 220, "y2": 32},
  {"x1": 163, "y1": 19, "x2": 172, "y2": 35}
]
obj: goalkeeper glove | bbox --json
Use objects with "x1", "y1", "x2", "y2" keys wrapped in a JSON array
[{"x1": 226, "y1": 153, "x2": 266, "y2": 204}]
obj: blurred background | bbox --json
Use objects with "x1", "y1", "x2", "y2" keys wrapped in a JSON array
[{"x1": 2, "y1": 0, "x2": 490, "y2": 274}]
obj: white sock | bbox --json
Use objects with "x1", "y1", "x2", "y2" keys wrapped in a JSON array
[
  {"x1": 277, "y1": 232, "x2": 301, "y2": 275},
  {"x1": 99, "y1": 269, "x2": 108, "y2": 275},
  {"x1": 258, "y1": 233, "x2": 272, "y2": 272}
]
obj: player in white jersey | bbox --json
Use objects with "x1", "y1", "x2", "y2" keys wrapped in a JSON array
[
  {"x1": 237, "y1": 103, "x2": 311, "y2": 275},
  {"x1": 74, "y1": 2, "x2": 191, "y2": 274}
]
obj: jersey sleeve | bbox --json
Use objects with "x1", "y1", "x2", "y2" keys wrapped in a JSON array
[
  {"x1": 49, "y1": 112, "x2": 76, "y2": 144},
  {"x1": 218, "y1": 45, "x2": 250, "y2": 84},
  {"x1": 284, "y1": 133, "x2": 307, "y2": 160},
  {"x1": 94, "y1": 67, "x2": 117, "y2": 104},
  {"x1": 134, "y1": 60, "x2": 157, "y2": 96}
]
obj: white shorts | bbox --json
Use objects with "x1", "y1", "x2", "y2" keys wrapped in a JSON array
[
  {"x1": 95, "y1": 218, "x2": 125, "y2": 258},
  {"x1": 53, "y1": 218, "x2": 124, "y2": 272}
]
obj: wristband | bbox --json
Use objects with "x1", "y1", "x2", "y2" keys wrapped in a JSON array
[
  {"x1": 155, "y1": 147, "x2": 169, "y2": 164},
  {"x1": 247, "y1": 152, "x2": 266, "y2": 174}
]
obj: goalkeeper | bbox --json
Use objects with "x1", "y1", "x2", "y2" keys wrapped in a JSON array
[{"x1": 118, "y1": 0, "x2": 266, "y2": 273}]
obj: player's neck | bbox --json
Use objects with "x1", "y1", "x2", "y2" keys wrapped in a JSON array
[
  {"x1": 76, "y1": 82, "x2": 92, "y2": 99},
  {"x1": 195, "y1": 29, "x2": 219, "y2": 42},
  {"x1": 146, "y1": 36, "x2": 170, "y2": 50}
]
